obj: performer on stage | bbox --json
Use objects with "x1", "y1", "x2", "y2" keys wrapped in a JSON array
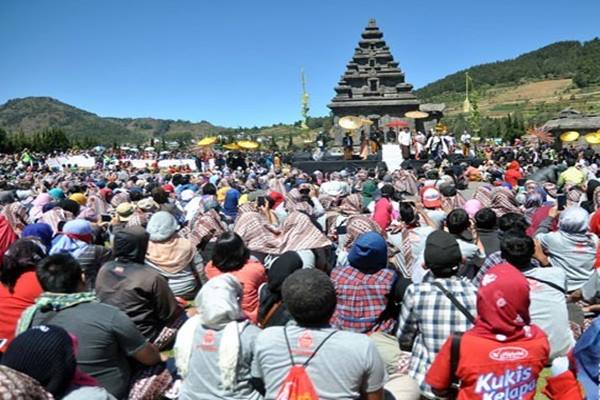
[
  {"x1": 425, "y1": 131, "x2": 450, "y2": 162},
  {"x1": 369, "y1": 127, "x2": 382, "y2": 153},
  {"x1": 460, "y1": 129, "x2": 472, "y2": 157},
  {"x1": 343, "y1": 132, "x2": 354, "y2": 160},
  {"x1": 413, "y1": 130, "x2": 426, "y2": 160},
  {"x1": 398, "y1": 127, "x2": 412, "y2": 160}
]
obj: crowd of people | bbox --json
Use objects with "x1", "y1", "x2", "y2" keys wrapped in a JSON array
[{"x1": 0, "y1": 140, "x2": 599, "y2": 400}]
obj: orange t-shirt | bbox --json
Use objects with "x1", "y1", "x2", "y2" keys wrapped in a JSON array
[
  {"x1": 205, "y1": 260, "x2": 267, "y2": 324},
  {"x1": 0, "y1": 271, "x2": 43, "y2": 352}
]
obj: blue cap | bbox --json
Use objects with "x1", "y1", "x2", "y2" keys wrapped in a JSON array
[{"x1": 348, "y1": 232, "x2": 388, "y2": 272}]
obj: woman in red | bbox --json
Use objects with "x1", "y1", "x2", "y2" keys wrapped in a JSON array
[
  {"x1": 372, "y1": 184, "x2": 395, "y2": 230},
  {"x1": 426, "y1": 263, "x2": 550, "y2": 400},
  {"x1": 504, "y1": 160, "x2": 523, "y2": 188},
  {"x1": 0, "y1": 239, "x2": 45, "y2": 353},
  {"x1": 205, "y1": 232, "x2": 267, "y2": 324}
]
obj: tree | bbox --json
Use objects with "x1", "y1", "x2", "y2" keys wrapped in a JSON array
[{"x1": 165, "y1": 131, "x2": 193, "y2": 148}]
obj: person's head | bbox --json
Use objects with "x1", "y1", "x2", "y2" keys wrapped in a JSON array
[
  {"x1": 2, "y1": 325, "x2": 76, "y2": 398},
  {"x1": 380, "y1": 184, "x2": 395, "y2": 199},
  {"x1": 424, "y1": 230, "x2": 462, "y2": 277},
  {"x1": 267, "y1": 251, "x2": 303, "y2": 295},
  {"x1": 446, "y1": 209, "x2": 470, "y2": 235},
  {"x1": 566, "y1": 158, "x2": 576, "y2": 167},
  {"x1": 500, "y1": 231, "x2": 534, "y2": 270},
  {"x1": 421, "y1": 187, "x2": 442, "y2": 209},
  {"x1": 195, "y1": 274, "x2": 244, "y2": 329},
  {"x1": 57, "y1": 199, "x2": 80, "y2": 217},
  {"x1": 21, "y1": 223, "x2": 53, "y2": 251},
  {"x1": 202, "y1": 182, "x2": 217, "y2": 196},
  {"x1": 113, "y1": 227, "x2": 149, "y2": 264},
  {"x1": 477, "y1": 264, "x2": 531, "y2": 340},
  {"x1": 399, "y1": 202, "x2": 417, "y2": 225},
  {"x1": 282, "y1": 269, "x2": 336, "y2": 327},
  {"x1": 211, "y1": 232, "x2": 249, "y2": 272},
  {"x1": 348, "y1": 232, "x2": 388, "y2": 272},
  {"x1": 475, "y1": 208, "x2": 497, "y2": 230},
  {"x1": 524, "y1": 191, "x2": 543, "y2": 209},
  {"x1": 0, "y1": 239, "x2": 45, "y2": 291},
  {"x1": 62, "y1": 219, "x2": 93, "y2": 243},
  {"x1": 151, "y1": 187, "x2": 169, "y2": 205},
  {"x1": 146, "y1": 211, "x2": 179, "y2": 241},
  {"x1": 36, "y1": 254, "x2": 83, "y2": 293},
  {"x1": 559, "y1": 206, "x2": 589, "y2": 234},
  {"x1": 498, "y1": 213, "x2": 528, "y2": 233}
]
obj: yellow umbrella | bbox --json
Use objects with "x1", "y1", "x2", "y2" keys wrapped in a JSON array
[
  {"x1": 405, "y1": 111, "x2": 429, "y2": 119},
  {"x1": 585, "y1": 132, "x2": 600, "y2": 144},
  {"x1": 560, "y1": 131, "x2": 580, "y2": 142},
  {"x1": 223, "y1": 143, "x2": 240, "y2": 150},
  {"x1": 237, "y1": 140, "x2": 259, "y2": 150},
  {"x1": 197, "y1": 136, "x2": 218, "y2": 146},
  {"x1": 360, "y1": 119, "x2": 374, "y2": 126}
]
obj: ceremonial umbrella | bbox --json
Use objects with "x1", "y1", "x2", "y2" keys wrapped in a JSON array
[
  {"x1": 237, "y1": 140, "x2": 259, "y2": 150},
  {"x1": 385, "y1": 120, "x2": 410, "y2": 128},
  {"x1": 405, "y1": 111, "x2": 429, "y2": 119},
  {"x1": 197, "y1": 136, "x2": 218, "y2": 146},
  {"x1": 585, "y1": 132, "x2": 600, "y2": 145},
  {"x1": 223, "y1": 143, "x2": 241, "y2": 150},
  {"x1": 560, "y1": 131, "x2": 580, "y2": 142}
]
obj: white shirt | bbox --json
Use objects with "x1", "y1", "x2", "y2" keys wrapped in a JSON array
[{"x1": 399, "y1": 131, "x2": 412, "y2": 146}]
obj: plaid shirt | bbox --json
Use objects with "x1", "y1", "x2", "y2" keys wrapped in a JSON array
[
  {"x1": 397, "y1": 273, "x2": 477, "y2": 398},
  {"x1": 330, "y1": 265, "x2": 397, "y2": 334},
  {"x1": 473, "y1": 250, "x2": 542, "y2": 287}
]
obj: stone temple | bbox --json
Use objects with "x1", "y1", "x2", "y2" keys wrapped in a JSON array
[{"x1": 328, "y1": 18, "x2": 420, "y2": 127}]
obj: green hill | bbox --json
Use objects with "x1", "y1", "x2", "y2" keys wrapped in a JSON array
[
  {"x1": 0, "y1": 97, "x2": 227, "y2": 145},
  {"x1": 415, "y1": 39, "x2": 600, "y2": 101}
]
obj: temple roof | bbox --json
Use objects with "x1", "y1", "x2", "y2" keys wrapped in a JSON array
[{"x1": 328, "y1": 18, "x2": 419, "y2": 114}]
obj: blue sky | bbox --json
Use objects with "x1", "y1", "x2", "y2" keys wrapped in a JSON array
[{"x1": 1, "y1": 0, "x2": 599, "y2": 127}]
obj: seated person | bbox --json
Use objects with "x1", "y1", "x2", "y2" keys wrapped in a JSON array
[
  {"x1": 17, "y1": 254, "x2": 161, "y2": 399},
  {"x1": 96, "y1": 227, "x2": 185, "y2": 349},
  {"x1": 251, "y1": 269, "x2": 386, "y2": 400},
  {"x1": 176, "y1": 274, "x2": 262, "y2": 400}
]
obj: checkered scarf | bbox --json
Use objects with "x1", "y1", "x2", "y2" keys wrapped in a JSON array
[
  {"x1": 233, "y1": 211, "x2": 280, "y2": 254},
  {"x1": 344, "y1": 215, "x2": 384, "y2": 251},
  {"x1": 2, "y1": 203, "x2": 30, "y2": 235},
  {"x1": 338, "y1": 194, "x2": 363, "y2": 215},
  {"x1": 490, "y1": 187, "x2": 521, "y2": 217},
  {"x1": 185, "y1": 209, "x2": 227, "y2": 247},
  {"x1": 277, "y1": 211, "x2": 331, "y2": 253},
  {"x1": 473, "y1": 185, "x2": 493, "y2": 207}
]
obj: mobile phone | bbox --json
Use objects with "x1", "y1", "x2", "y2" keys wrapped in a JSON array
[
  {"x1": 517, "y1": 178, "x2": 526, "y2": 187},
  {"x1": 557, "y1": 194, "x2": 567, "y2": 211},
  {"x1": 257, "y1": 196, "x2": 266, "y2": 207},
  {"x1": 101, "y1": 214, "x2": 112, "y2": 223}
]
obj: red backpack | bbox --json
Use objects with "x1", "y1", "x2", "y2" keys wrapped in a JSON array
[{"x1": 275, "y1": 328, "x2": 337, "y2": 400}]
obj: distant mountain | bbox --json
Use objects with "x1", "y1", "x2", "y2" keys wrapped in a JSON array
[
  {"x1": 0, "y1": 97, "x2": 226, "y2": 145},
  {"x1": 415, "y1": 39, "x2": 600, "y2": 101}
]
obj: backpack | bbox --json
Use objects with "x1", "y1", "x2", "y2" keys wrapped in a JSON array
[{"x1": 275, "y1": 328, "x2": 336, "y2": 400}]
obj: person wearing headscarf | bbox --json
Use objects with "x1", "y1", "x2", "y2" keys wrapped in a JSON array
[
  {"x1": 439, "y1": 183, "x2": 466, "y2": 213},
  {"x1": 1, "y1": 202, "x2": 29, "y2": 236},
  {"x1": 276, "y1": 211, "x2": 333, "y2": 272},
  {"x1": 504, "y1": 160, "x2": 523, "y2": 188},
  {"x1": 145, "y1": 211, "x2": 204, "y2": 298},
  {"x1": 581, "y1": 180, "x2": 600, "y2": 214},
  {"x1": 472, "y1": 184, "x2": 493, "y2": 207},
  {"x1": 205, "y1": 232, "x2": 266, "y2": 324},
  {"x1": 96, "y1": 227, "x2": 184, "y2": 348},
  {"x1": 233, "y1": 211, "x2": 280, "y2": 262},
  {"x1": 29, "y1": 193, "x2": 53, "y2": 222},
  {"x1": 175, "y1": 274, "x2": 262, "y2": 400},
  {"x1": 21, "y1": 222, "x2": 54, "y2": 253},
  {"x1": 0, "y1": 240, "x2": 45, "y2": 353},
  {"x1": 372, "y1": 184, "x2": 395, "y2": 231},
  {"x1": 489, "y1": 186, "x2": 521, "y2": 217},
  {"x1": 257, "y1": 251, "x2": 303, "y2": 328},
  {"x1": 325, "y1": 193, "x2": 364, "y2": 246},
  {"x1": 184, "y1": 199, "x2": 227, "y2": 259},
  {"x1": 536, "y1": 206, "x2": 597, "y2": 291},
  {"x1": 426, "y1": 264, "x2": 551, "y2": 400},
  {"x1": 222, "y1": 188, "x2": 241, "y2": 222},
  {"x1": 48, "y1": 188, "x2": 65, "y2": 201},
  {"x1": 2, "y1": 325, "x2": 114, "y2": 399},
  {"x1": 361, "y1": 180, "x2": 377, "y2": 208},
  {"x1": 50, "y1": 219, "x2": 111, "y2": 291},
  {"x1": 0, "y1": 214, "x2": 17, "y2": 268},
  {"x1": 69, "y1": 193, "x2": 87, "y2": 207},
  {"x1": 0, "y1": 364, "x2": 52, "y2": 399},
  {"x1": 39, "y1": 201, "x2": 74, "y2": 234},
  {"x1": 523, "y1": 191, "x2": 544, "y2": 224}
]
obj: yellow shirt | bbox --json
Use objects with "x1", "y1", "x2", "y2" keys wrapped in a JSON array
[
  {"x1": 558, "y1": 167, "x2": 585, "y2": 187},
  {"x1": 217, "y1": 186, "x2": 231, "y2": 203}
]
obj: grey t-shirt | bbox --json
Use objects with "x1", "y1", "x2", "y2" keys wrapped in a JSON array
[
  {"x1": 251, "y1": 324, "x2": 386, "y2": 400},
  {"x1": 31, "y1": 302, "x2": 147, "y2": 399},
  {"x1": 582, "y1": 269, "x2": 600, "y2": 304},
  {"x1": 524, "y1": 267, "x2": 574, "y2": 359},
  {"x1": 179, "y1": 322, "x2": 262, "y2": 400}
]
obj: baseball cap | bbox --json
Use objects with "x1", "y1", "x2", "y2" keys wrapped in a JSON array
[
  {"x1": 424, "y1": 230, "x2": 462, "y2": 271},
  {"x1": 116, "y1": 202, "x2": 134, "y2": 221},
  {"x1": 421, "y1": 187, "x2": 442, "y2": 208},
  {"x1": 180, "y1": 189, "x2": 195, "y2": 202},
  {"x1": 162, "y1": 184, "x2": 175, "y2": 193}
]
